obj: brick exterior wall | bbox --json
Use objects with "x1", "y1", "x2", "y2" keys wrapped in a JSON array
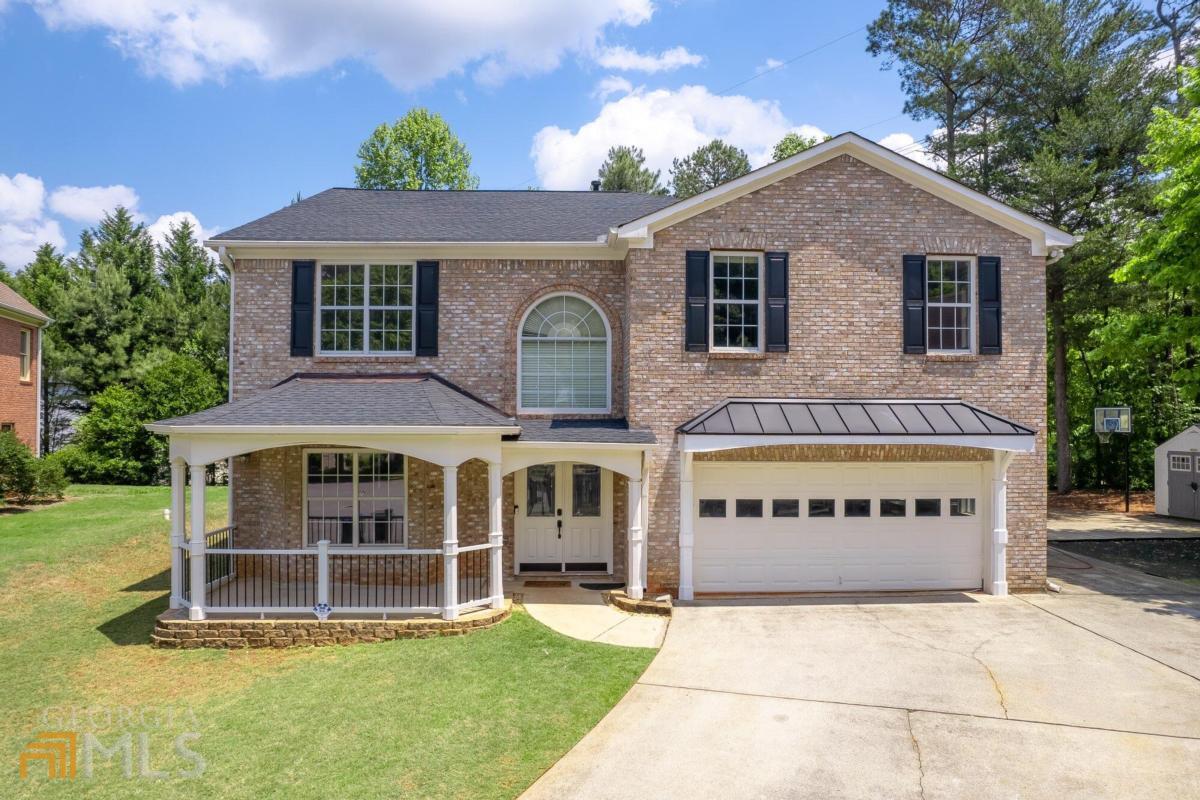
[
  {"x1": 0, "y1": 316, "x2": 39, "y2": 453},
  {"x1": 626, "y1": 154, "x2": 1046, "y2": 592},
  {"x1": 225, "y1": 152, "x2": 1047, "y2": 594}
]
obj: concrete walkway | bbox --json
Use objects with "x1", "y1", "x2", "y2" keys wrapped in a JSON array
[
  {"x1": 518, "y1": 582, "x2": 667, "y2": 648},
  {"x1": 523, "y1": 563, "x2": 1200, "y2": 799},
  {"x1": 1049, "y1": 509, "x2": 1200, "y2": 541}
]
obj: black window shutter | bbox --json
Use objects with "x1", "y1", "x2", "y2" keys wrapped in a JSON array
[
  {"x1": 415, "y1": 260, "x2": 439, "y2": 356},
  {"x1": 902, "y1": 254, "x2": 927, "y2": 354},
  {"x1": 764, "y1": 251, "x2": 789, "y2": 352},
  {"x1": 685, "y1": 250, "x2": 709, "y2": 352},
  {"x1": 290, "y1": 260, "x2": 315, "y2": 357},
  {"x1": 978, "y1": 255, "x2": 1002, "y2": 354}
]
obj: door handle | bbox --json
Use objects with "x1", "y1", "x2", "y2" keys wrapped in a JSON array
[
  {"x1": 1192, "y1": 482, "x2": 1198, "y2": 492},
  {"x1": 557, "y1": 519, "x2": 562, "y2": 538}
]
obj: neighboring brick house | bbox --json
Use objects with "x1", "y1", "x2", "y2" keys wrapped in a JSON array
[
  {"x1": 0, "y1": 284, "x2": 48, "y2": 455},
  {"x1": 150, "y1": 133, "x2": 1074, "y2": 623}
]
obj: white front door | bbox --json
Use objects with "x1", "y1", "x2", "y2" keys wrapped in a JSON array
[{"x1": 515, "y1": 463, "x2": 612, "y2": 573}]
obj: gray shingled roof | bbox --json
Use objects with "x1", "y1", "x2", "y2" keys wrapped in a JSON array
[
  {"x1": 0, "y1": 283, "x2": 49, "y2": 324},
  {"x1": 678, "y1": 399, "x2": 1034, "y2": 437},
  {"x1": 210, "y1": 189, "x2": 678, "y2": 244},
  {"x1": 151, "y1": 374, "x2": 516, "y2": 429},
  {"x1": 505, "y1": 418, "x2": 655, "y2": 445}
]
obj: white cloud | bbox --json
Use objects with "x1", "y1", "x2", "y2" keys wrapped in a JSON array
[
  {"x1": 595, "y1": 44, "x2": 702, "y2": 72},
  {"x1": 0, "y1": 173, "x2": 47, "y2": 221},
  {"x1": 592, "y1": 75, "x2": 634, "y2": 100},
  {"x1": 147, "y1": 210, "x2": 219, "y2": 249},
  {"x1": 0, "y1": 218, "x2": 65, "y2": 269},
  {"x1": 48, "y1": 184, "x2": 140, "y2": 223},
  {"x1": 531, "y1": 84, "x2": 827, "y2": 190},
  {"x1": 757, "y1": 57, "x2": 784, "y2": 73},
  {"x1": 0, "y1": 173, "x2": 64, "y2": 267},
  {"x1": 878, "y1": 132, "x2": 939, "y2": 169},
  {"x1": 16, "y1": 0, "x2": 656, "y2": 89}
]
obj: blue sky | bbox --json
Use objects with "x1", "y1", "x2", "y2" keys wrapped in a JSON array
[{"x1": 0, "y1": 1, "x2": 934, "y2": 268}]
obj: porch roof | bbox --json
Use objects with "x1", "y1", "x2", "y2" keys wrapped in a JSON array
[
  {"x1": 505, "y1": 418, "x2": 655, "y2": 445},
  {"x1": 148, "y1": 373, "x2": 518, "y2": 433},
  {"x1": 677, "y1": 398, "x2": 1036, "y2": 453}
]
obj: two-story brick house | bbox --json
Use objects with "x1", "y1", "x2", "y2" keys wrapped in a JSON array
[
  {"x1": 0, "y1": 284, "x2": 48, "y2": 455},
  {"x1": 150, "y1": 133, "x2": 1074, "y2": 623}
]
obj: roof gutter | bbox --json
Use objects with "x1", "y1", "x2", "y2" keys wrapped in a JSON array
[{"x1": 145, "y1": 423, "x2": 522, "y2": 436}]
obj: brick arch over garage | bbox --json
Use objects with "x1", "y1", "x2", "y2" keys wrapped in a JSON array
[{"x1": 506, "y1": 283, "x2": 627, "y2": 418}]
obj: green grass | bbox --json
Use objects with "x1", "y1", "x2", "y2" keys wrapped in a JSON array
[{"x1": 0, "y1": 486, "x2": 655, "y2": 799}]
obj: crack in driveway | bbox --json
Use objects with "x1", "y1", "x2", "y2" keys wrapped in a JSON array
[
  {"x1": 855, "y1": 603, "x2": 1011, "y2": 718},
  {"x1": 905, "y1": 710, "x2": 928, "y2": 800}
]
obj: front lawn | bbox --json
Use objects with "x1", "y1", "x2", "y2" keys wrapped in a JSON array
[{"x1": 0, "y1": 485, "x2": 655, "y2": 799}]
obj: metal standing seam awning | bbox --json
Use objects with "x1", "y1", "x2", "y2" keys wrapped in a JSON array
[{"x1": 677, "y1": 398, "x2": 1036, "y2": 453}]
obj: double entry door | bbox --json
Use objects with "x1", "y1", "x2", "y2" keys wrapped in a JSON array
[{"x1": 515, "y1": 462, "x2": 612, "y2": 573}]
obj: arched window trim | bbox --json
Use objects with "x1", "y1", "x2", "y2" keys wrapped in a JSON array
[{"x1": 517, "y1": 291, "x2": 613, "y2": 415}]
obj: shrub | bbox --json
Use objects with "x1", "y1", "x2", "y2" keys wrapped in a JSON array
[{"x1": 0, "y1": 432, "x2": 65, "y2": 504}]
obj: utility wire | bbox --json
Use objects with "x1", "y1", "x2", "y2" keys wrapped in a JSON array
[{"x1": 717, "y1": 24, "x2": 868, "y2": 95}]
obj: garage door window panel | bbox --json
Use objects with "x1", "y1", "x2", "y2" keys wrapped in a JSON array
[
  {"x1": 844, "y1": 499, "x2": 871, "y2": 517},
  {"x1": 699, "y1": 499, "x2": 726, "y2": 518},
  {"x1": 881, "y1": 499, "x2": 906, "y2": 517},
  {"x1": 736, "y1": 499, "x2": 763, "y2": 518},
  {"x1": 950, "y1": 498, "x2": 976, "y2": 516},
  {"x1": 772, "y1": 499, "x2": 800, "y2": 518},
  {"x1": 915, "y1": 498, "x2": 942, "y2": 517},
  {"x1": 808, "y1": 499, "x2": 835, "y2": 518}
]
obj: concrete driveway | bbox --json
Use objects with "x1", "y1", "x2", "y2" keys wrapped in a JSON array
[{"x1": 523, "y1": 557, "x2": 1200, "y2": 799}]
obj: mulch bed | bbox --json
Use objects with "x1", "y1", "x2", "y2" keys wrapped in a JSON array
[{"x1": 1048, "y1": 489, "x2": 1156, "y2": 515}]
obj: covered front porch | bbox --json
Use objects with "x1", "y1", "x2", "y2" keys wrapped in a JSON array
[{"x1": 148, "y1": 374, "x2": 655, "y2": 623}]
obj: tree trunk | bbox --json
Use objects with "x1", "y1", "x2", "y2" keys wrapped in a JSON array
[{"x1": 1050, "y1": 272, "x2": 1071, "y2": 494}]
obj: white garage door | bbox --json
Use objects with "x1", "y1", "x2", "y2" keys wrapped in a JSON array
[{"x1": 693, "y1": 462, "x2": 987, "y2": 593}]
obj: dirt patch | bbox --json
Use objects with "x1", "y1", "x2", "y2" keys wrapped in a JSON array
[
  {"x1": 1055, "y1": 538, "x2": 1200, "y2": 585},
  {"x1": 1048, "y1": 489, "x2": 1155, "y2": 515}
]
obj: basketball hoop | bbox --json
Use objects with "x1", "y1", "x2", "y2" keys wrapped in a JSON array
[
  {"x1": 1094, "y1": 406, "x2": 1133, "y2": 512},
  {"x1": 1097, "y1": 431, "x2": 1111, "y2": 444}
]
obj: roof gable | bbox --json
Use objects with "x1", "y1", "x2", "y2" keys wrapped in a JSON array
[
  {"x1": 0, "y1": 283, "x2": 50, "y2": 326},
  {"x1": 616, "y1": 132, "x2": 1076, "y2": 257}
]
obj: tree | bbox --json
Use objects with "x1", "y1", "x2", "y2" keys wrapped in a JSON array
[
  {"x1": 355, "y1": 109, "x2": 479, "y2": 190},
  {"x1": 1154, "y1": 0, "x2": 1200, "y2": 82},
  {"x1": 1116, "y1": 67, "x2": 1200, "y2": 401},
  {"x1": 983, "y1": 0, "x2": 1169, "y2": 493},
  {"x1": 596, "y1": 146, "x2": 666, "y2": 194},
  {"x1": 771, "y1": 132, "x2": 824, "y2": 162},
  {"x1": 60, "y1": 353, "x2": 222, "y2": 484},
  {"x1": 670, "y1": 140, "x2": 752, "y2": 198},
  {"x1": 867, "y1": 0, "x2": 1006, "y2": 176}
]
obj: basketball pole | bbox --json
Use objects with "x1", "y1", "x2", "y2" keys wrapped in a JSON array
[{"x1": 1124, "y1": 430, "x2": 1131, "y2": 514}]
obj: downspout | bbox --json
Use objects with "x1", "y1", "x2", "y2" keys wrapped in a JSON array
[{"x1": 35, "y1": 324, "x2": 45, "y2": 457}]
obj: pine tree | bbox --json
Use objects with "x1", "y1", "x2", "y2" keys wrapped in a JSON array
[
  {"x1": 670, "y1": 140, "x2": 751, "y2": 198},
  {"x1": 596, "y1": 146, "x2": 666, "y2": 194}
]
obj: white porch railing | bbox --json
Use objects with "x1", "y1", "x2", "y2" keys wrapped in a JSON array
[{"x1": 174, "y1": 527, "x2": 503, "y2": 619}]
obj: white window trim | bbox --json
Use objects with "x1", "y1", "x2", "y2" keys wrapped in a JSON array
[
  {"x1": 709, "y1": 251, "x2": 765, "y2": 353},
  {"x1": 517, "y1": 291, "x2": 613, "y2": 415},
  {"x1": 1170, "y1": 454, "x2": 1193, "y2": 471},
  {"x1": 316, "y1": 262, "x2": 416, "y2": 357},
  {"x1": 301, "y1": 448, "x2": 408, "y2": 548},
  {"x1": 925, "y1": 255, "x2": 976, "y2": 355},
  {"x1": 18, "y1": 329, "x2": 31, "y2": 381}
]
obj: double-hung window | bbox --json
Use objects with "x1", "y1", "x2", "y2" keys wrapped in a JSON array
[
  {"x1": 304, "y1": 450, "x2": 406, "y2": 547},
  {"x1": 319, "y1": 263, "x2": 414, "y2": 354},
  {"x1": 711, "y1": 252, "x2": 763, "y2": 351},
  {"x1": 18, "y1": 329, "x2": 30, "y2": 381},
  {"x1": 926, "y1": 257, "x2": 974, "y2": 353}
]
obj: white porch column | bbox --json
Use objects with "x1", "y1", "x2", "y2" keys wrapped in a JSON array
[
  {"x1": 989, "y1": 451, "x2": 1014, "y2": 596},
  {"x1": 678, "y1": 449, "x2": 695, "y2": 601},
  {"x1": 488, "y1": 461, "x2": 504, "y2": 610},
  {"x1": 188, "y1": 463, "x2": 208, "y2": 621},
  {"x1": 168, "y1": 459, "x2": 186, "y2": 610},
  {"x1": 442, "y1": 465, "x2": 459, "y2": 620},
  {"x1": 627, "y1": 467, "x2": 645, "y2": 600}
]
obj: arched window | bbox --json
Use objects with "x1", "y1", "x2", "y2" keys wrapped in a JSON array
[{"x1": 519, "y1": 294, "x2": 611, "y2": 412}]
